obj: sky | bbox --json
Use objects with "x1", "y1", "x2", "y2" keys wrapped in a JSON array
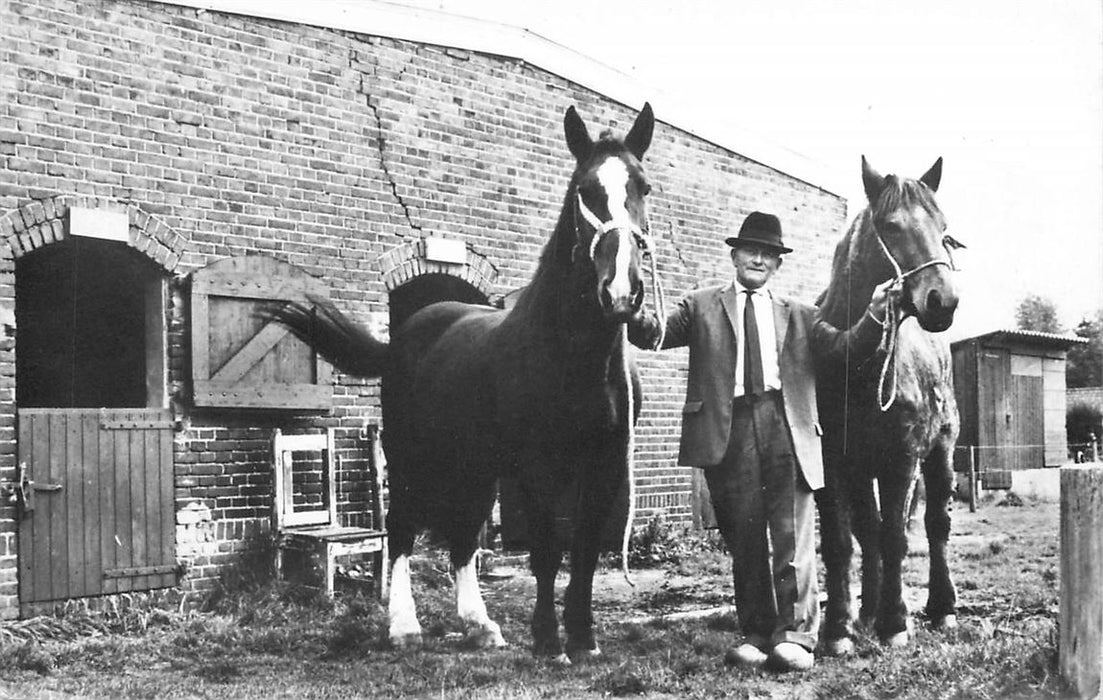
[{"x1": 405, "y1": 0, "x2": 1103, "y2": 341}]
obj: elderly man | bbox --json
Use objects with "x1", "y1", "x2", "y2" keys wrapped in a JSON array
[{"x1": 629, "y1": 211, "x2": 892, "y2": 672}]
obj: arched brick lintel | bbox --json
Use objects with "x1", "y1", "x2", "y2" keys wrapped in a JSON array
[
  {"x1": 376, "y1": 237, "x2": 499, "y2": 296},
  {"x1": 0, "y1": 197, "x2": 186, "y2": 272}
]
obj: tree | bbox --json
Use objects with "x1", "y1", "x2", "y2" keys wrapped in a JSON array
[
  {"x1": 1067, "y1": 309, "x2": 1103, "y2": 388},
  {"x1": 1014, "y1": 293, "x2": 1063, "y2": 333}
]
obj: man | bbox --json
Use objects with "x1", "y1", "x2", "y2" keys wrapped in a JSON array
[{"x1": 629, "y1": 211, "x2": 891, "y2": 672}]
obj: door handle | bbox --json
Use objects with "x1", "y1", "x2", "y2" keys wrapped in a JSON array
[{"x1": 12, "y1": 462, "x2": 63, "y2": 514}]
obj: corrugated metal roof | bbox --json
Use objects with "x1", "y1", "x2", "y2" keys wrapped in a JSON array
[{"x1": 952, "y1": 328, "x2": 1089, "y2": 349}]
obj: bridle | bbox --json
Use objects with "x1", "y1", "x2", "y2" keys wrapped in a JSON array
[
  {"x1": 575, "y1": 192, "x2": 654, "y2": 260},
  {"x1": 872, "y1": 224, "x2": 965, "y2": 412},
  {"x1": 875, "y1": 228, "x2": 962, "y2": 287}
]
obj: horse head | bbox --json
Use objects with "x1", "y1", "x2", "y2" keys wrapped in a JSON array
[
  {"x1": 563, "y1": 103, "x2": 655, "y2": 321},
  {"x1": 861, "y1": 156, "x2": 962, "y2": 333}
]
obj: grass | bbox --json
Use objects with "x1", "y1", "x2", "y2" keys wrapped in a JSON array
[{"x1": 0, "y1": 497, "x2": 1074, "y2": 699}]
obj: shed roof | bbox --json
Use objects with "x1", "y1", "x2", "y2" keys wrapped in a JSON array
[
  {"x1": 951, "y1": 329, "x2": 1088, "y2": 351},
  {"x1": 157, "y1": 0, "x2": 843, "y2": 197}
]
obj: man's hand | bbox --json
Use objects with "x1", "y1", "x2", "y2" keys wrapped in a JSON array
[
  {"x1": 867, "y1": 280, "x2": 899, "y2": 325},
  {"x1": 627, "y1": 307, "x2": 662, "y2": 350}
]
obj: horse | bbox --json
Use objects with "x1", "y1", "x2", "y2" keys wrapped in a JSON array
[
  {"x1": 815, "y1": 155, "x2": 965, "y2": 654},
  {"x1": 269, "y1": 103, "x2": 656, "y2": 662}
]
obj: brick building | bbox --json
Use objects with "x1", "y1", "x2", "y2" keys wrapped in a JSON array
[{"x1": 0, "y1": 0, "x2": 848, "y2": 618}]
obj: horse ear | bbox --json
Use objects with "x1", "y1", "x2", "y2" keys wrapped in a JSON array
[
  {"x1": 861, "y1": 155, "x2": 885, "y2": 203},
  {"x1": 920, "y1": 157, "x2": 943, "y2": 192},
  {"x1": 624, "y1": 102, "x2": 655, "y2": 160},
  {"x1": 564, "y1": 106, "x2": 593, "y2": 161}
]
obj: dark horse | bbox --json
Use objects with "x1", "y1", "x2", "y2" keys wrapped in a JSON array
[
  {"x1": 816, "y1": 156, "x2": 964, "y2": 653},
  {"x1": 271, "y1": 104, "x2": 656, "y2": 662}
]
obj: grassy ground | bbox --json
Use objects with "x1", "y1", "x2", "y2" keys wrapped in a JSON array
[{"x1": 0, "y1": 496, "x2": 1071, "y2": 699}]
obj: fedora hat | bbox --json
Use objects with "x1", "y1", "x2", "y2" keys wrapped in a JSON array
[{"x1": 725, "y1": 211, "x2": 792, "y2": 254}]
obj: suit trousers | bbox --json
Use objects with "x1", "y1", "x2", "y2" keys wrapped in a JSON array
[{"x1": 703, "y1": 391, "x2": 819, "y2": 651}]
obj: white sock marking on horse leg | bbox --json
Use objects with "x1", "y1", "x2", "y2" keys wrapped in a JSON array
[
  {"x1": 388, "y1": 554, "x2": 422, "y2": 646},
  {"x1": 455, "y1": 552, "x2": 506, "y2": 648}
]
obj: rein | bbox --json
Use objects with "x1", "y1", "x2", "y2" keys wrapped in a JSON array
[
  {"x1": 574, "y1": 192, "x2": 666, "y2": 585},
  {"x1": 873, "y1": 231, "x2": 960, "y2": 411}
]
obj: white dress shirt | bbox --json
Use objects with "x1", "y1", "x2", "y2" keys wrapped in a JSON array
[{"x1": 733, "y1": 280, "x2": 781, "y2": 397}]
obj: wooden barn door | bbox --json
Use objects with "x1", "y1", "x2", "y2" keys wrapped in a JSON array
[
  {"x1": 17, "y1": 408, "x2": 175, "y2": 606},
  {"x1": 1009, "y1": 355, "x2": 1045, "y2": 471},
  {"x1": 978, "y1": 349, "x2": 1013, "y2": 488}
]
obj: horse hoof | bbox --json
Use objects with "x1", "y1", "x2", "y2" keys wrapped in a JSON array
[
  {"x1": 551, "y1": 653, "x2": 573, "y2": 667},
  {"x1": 824, "y1": 637, "x2": 855, "y2": 657},
  {"x1": 468, "y1": 622, "x2": 507, "y2": 649},
  {"x1": 883, "y1": 631, "x2": 909, "y2": 648},
  {"x1": 933, "y1": 614, "x2": 958, "y2": 631},
  {"x1": 568, "y1": 645, "x2": 602, "y2": 662},
  {"x1": 389, "y1": 631, "x2": 424, "y2": 649}
]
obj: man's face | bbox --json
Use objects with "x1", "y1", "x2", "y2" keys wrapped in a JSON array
[{"x1": 731, "y1": 243, "x2": 783, "y2": 290}]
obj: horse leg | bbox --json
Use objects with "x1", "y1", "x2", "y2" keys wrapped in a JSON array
[
  {"x1": 448, "y1": 481, "x2": 507, "y2": 649},
  {"x1": 850, "y1": 475, "x2": 882, "y2": 630},
  {"x1": 874, "y1": 457, "x2": 920, "y2": 646},
  {"x1": 921, "y1": 437, "x2": 958, "y2": 630},
  {"x1": 521, "y1": 477, "x2": 565, "y2": 660},
  {"x1": 816, "y1": 451, "x2": 857, "y2": 656},
  {"x1": 563, "y1": 459, "x2": 625, "y2": 660},
  {"x1": 386, "y1": 491, "x2": 423, "y2": 648}
]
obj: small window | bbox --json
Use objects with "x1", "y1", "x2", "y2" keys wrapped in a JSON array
[{"x1": 190, "y1": 255, "x2": 332, "y2": 410}]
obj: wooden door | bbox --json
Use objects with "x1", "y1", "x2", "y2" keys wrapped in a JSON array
[
  {"x1": 17, "y1": 408, "x2": 175, "y2": 606},
  {"x1": 1009, "y1": 354, "x2": 1045, "y2": 471},
  {"x1": 978, "y1": 349, "x2": 1012, "y2": 488}
]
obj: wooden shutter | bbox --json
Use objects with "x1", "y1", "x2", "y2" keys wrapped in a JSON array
[{"x1": 190, "y1": 255, "x2": 332, "y2": 410}]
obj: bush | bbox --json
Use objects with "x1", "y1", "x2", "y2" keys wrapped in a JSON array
[
  {"x1": 1067, "y1": 403, "x2": 1102, "y2": 448},
  {"x1": 625, "y1": 512, "x2": 722, "y2": 568}
]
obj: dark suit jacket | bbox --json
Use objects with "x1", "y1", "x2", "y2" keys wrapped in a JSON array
[{"x1": 630, "y1": 284, "x2": 881, "y2": 490}]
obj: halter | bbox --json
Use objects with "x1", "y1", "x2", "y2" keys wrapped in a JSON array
[
  {"x1": 873, "y1": 227, "x2": 963, "y2": 411},
  {"x1": 875, "y1": 230, "x2": 959, "y2": 286},
  {"x1": 575, "y1": 193, "x2": 654, "y2": 259}
]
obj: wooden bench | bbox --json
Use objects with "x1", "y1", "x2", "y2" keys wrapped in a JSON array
[{"x1": 272, "y1": 427, "x2": 387, "y2": 598}]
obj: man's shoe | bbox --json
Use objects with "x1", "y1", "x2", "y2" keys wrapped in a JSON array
[
  {"x1": 724, "y1": 643, "x2": 768, "y2": 668},
  {"x1": 768, "y1": 642, "x2": 814, "y2": 672}
]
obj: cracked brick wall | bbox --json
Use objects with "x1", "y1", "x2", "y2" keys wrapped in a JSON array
[{"x1": 0, "y1": 0, "x2": 847, "y2": 614}]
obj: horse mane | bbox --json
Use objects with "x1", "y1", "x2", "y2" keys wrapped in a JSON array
[{"x1": 870, "y1": 175, "x2": 940, "y2": 221}]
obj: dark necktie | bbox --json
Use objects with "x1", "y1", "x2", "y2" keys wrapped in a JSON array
[{"x1": 743, "y1": 290, "x2": 764, "y2": 396}]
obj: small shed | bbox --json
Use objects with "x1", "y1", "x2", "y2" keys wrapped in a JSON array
[{"x1": 951, "y1": 329, "x2": 1087, "y2": 487}]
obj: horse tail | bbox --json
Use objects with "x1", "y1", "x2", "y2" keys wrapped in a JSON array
[{"x1": 263, "y1": 296, "x2": 388, "y2": 378}]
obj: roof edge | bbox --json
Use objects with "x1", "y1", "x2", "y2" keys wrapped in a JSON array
[
  {"x1": 952, "y1": 328, "x2": 1090, "y2": 349},
  {"x1": 152, "y1": 0, "x2": 845, "y2": 197}
]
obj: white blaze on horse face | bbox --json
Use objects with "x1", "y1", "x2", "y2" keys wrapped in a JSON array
[
  {"x1": 388, "y1": 554, "x2": 422, "y2": 644},
  {"x1": 595, "y1": 157, "x2": 635, "y2": 301}
]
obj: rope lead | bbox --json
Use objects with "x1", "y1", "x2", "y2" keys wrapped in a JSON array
[{"x1": 619, "y1": 250, "x2": 666, "y2": 587}]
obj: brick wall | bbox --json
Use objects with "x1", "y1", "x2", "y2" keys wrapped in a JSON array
[
  {"x1": 1069, "y1": 387, "x2": 1103, "y2": 414},
  {"x1": 0, "y1": 0, "x2": 847, "y2": 615}
]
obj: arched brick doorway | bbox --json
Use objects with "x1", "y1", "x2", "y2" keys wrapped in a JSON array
[
  {"x1": 377, "y1": 236, "x2": 499, "y2": 330},
  {"x1": 3, "y1": 199, "x2": 185, "y2": 612}
]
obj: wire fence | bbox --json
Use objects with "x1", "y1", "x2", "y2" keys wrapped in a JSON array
[
  {"x1": 1068, "y1": 440, "x2": 1101, "y2": 464},
  {"x1": 949, "y1": 439, "x2": 1100, "y2": 512}
]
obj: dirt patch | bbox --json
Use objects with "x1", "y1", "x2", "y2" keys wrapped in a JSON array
[{"x1": 477, "y1": 495, "x2": 1058, "y2": 630}]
